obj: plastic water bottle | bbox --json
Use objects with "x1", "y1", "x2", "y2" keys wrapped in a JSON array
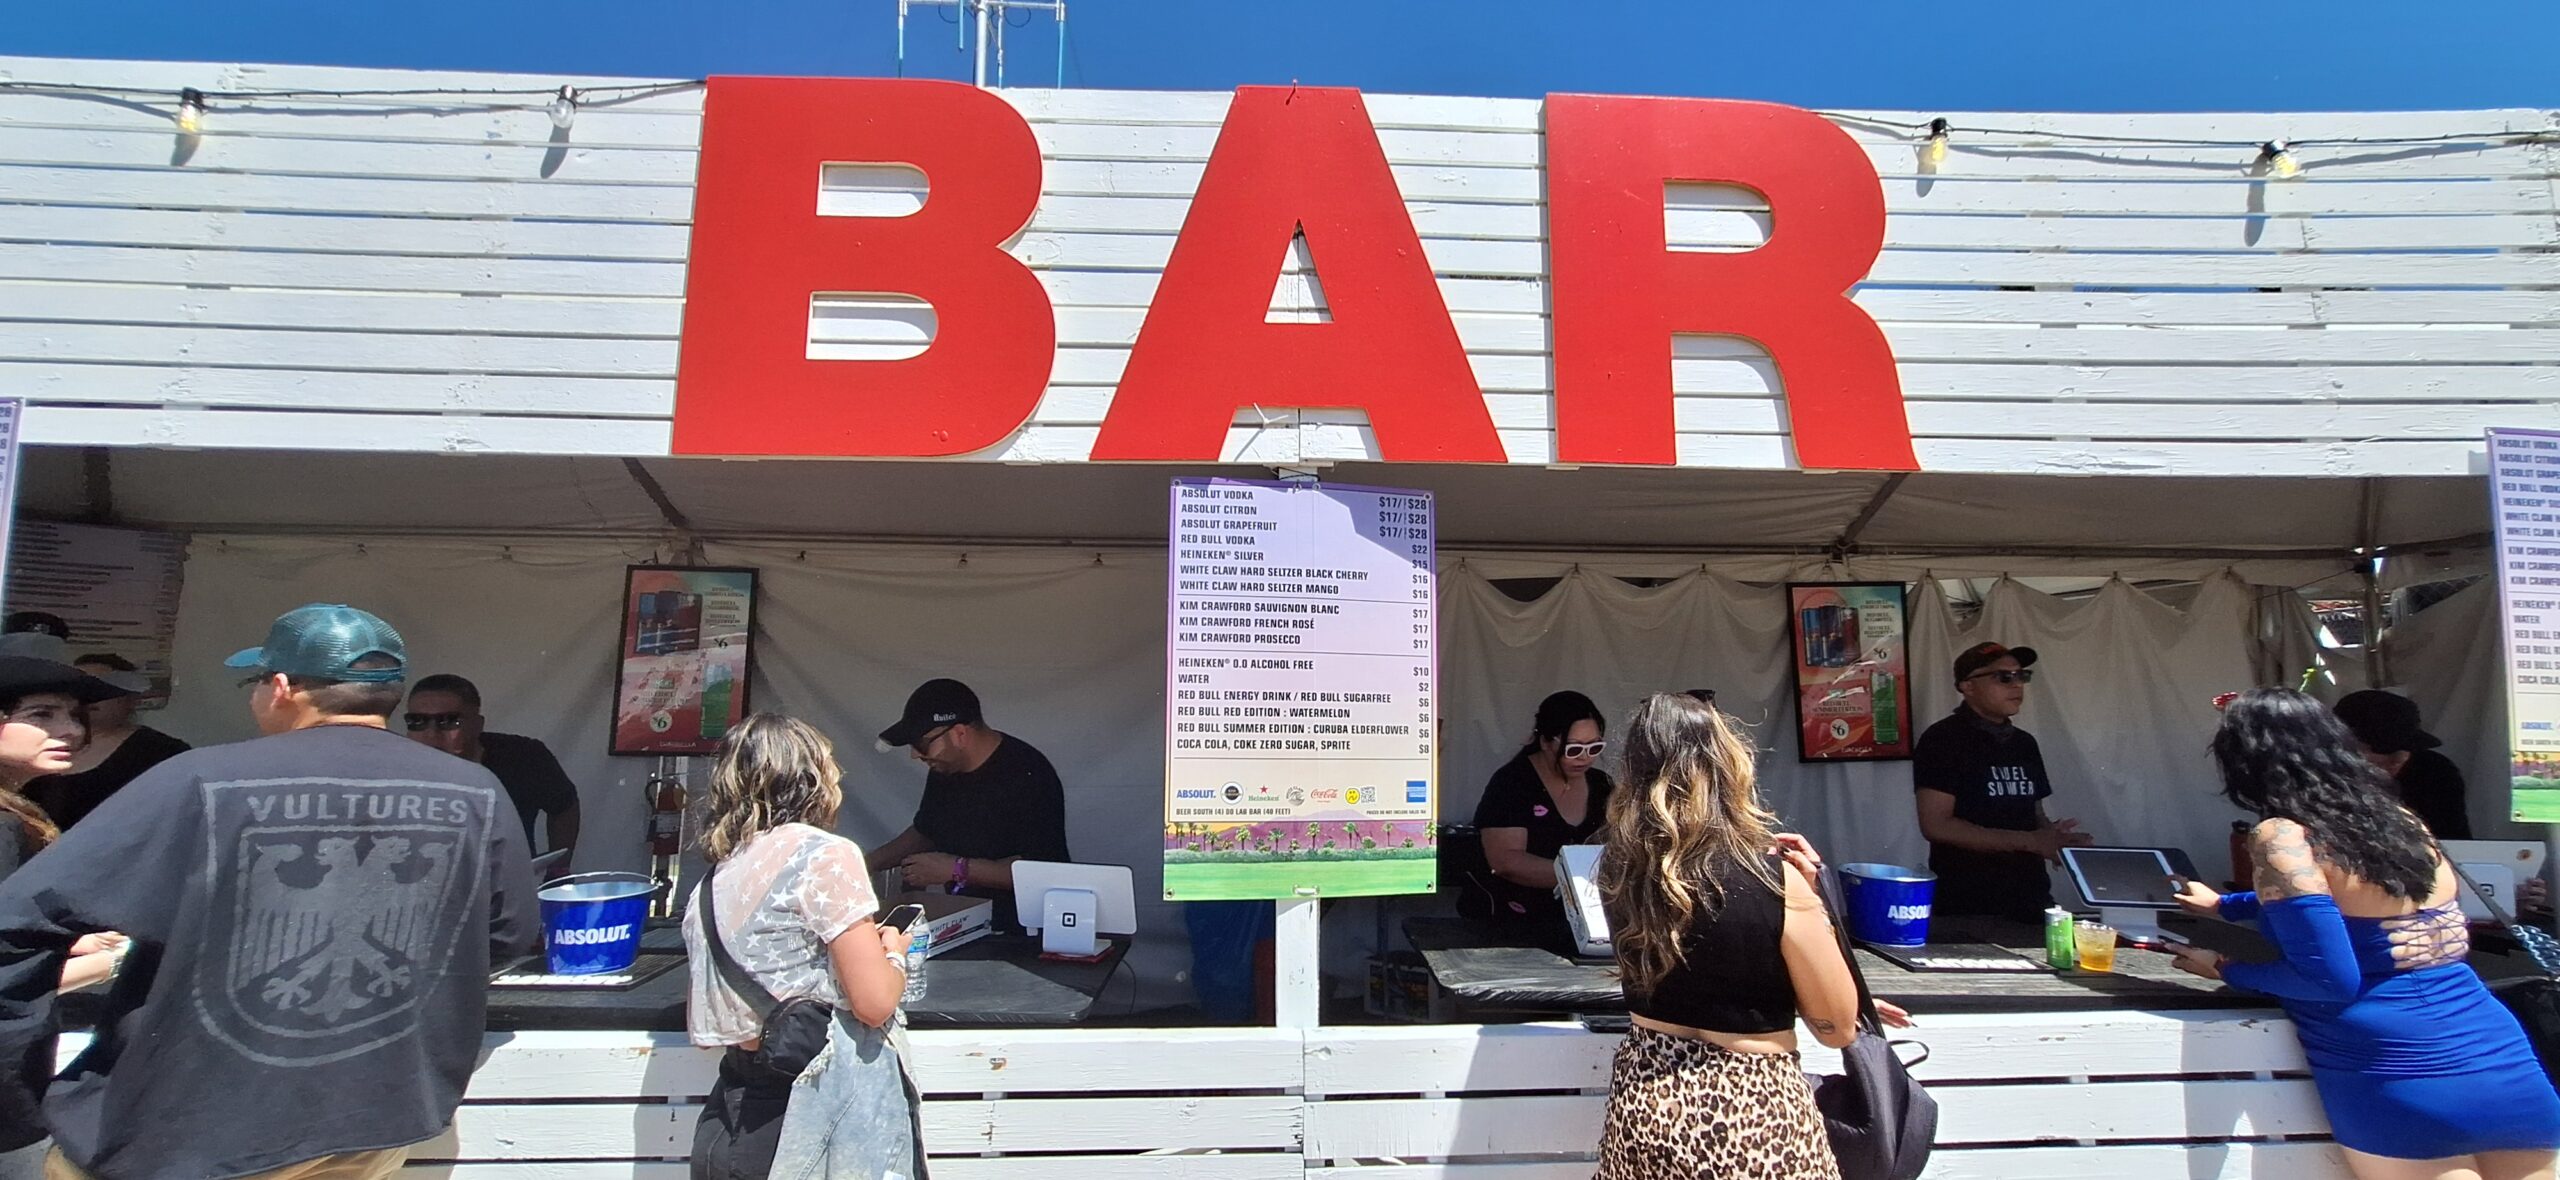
[{"x1": 901, "y1": 922, "x2": 931, "y2": 1005}]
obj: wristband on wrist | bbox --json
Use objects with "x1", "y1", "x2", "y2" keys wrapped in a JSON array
[{"x1": 948, "y1": 857, "x2": 970, "y2": 895}]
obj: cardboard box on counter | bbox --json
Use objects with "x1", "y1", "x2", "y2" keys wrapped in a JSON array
[{"x1": 881, "y1": 890, "x2": 992, "y2": 956}]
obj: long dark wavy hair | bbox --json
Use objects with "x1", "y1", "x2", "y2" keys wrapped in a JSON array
[{"x1": 2211, "y1": 688, "x2": 2437, "y2": 899}]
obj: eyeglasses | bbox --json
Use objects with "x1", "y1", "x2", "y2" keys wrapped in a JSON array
[
  {"x1": 1560, "y1": 740, "x2": 1607, "y2": 759},
  {"x1": 404, "y1": 712, "x2": 471, "y2": 732},
  {"x1": 910, "y1": 724, "x2": 954, "y2": 753},
  {"x1": 236, "y1": 673, "x2": 271, "y2": 689},
  {"x1": 1967, "y1": 669, "x2": 2035, "y2": 686}
]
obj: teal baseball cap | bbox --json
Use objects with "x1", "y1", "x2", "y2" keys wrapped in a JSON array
[{"x1": 225, "y1": 604, "x2": 410, "y2": 684}]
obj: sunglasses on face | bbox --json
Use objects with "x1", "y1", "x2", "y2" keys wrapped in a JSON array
[
  {"x1": 404, "y1": 713, "x2": 471, "y2": 733},
  {"x1": 1559, "y1": 740, "x2": 1607, "y2": 759},
  {"x1": 1968, "y1": 669, "x2": 2035, "y2": 686}
]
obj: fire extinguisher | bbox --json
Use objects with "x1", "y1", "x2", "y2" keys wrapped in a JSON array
[{"x1": 645, "y1": 769, "x2": 687, "y2": 917}]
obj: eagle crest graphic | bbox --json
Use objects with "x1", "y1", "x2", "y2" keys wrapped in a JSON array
[{"x1": 230, "y1": 833, "x2": 460, "y2": 1026}]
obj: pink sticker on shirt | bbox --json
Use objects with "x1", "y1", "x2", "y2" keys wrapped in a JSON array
[{"x1": 1532, "y1": 805, "x2": 1550, "y2": 817}]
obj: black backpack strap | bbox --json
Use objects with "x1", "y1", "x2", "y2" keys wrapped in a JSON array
[
  {"x1": 1811, "y1": 865, "x2": 1885, "y2": 1036},
  {"x1": 696, "y1": 856, "x2": 783, "y2": 1015}
]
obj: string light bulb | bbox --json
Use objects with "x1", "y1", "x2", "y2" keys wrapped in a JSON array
[
  {"x1": 1922, "y1": 117, "x2": 1951, "y2": 169},
  {"x1": 174, "y1": 88, "x2": 206, "y2": 135},
  {"x1": 2259, "y1": 138, "x2": 2302, "y2": 180},
  {"x1": 546, "y1": 85, "x2": 578, "y2": 130}
]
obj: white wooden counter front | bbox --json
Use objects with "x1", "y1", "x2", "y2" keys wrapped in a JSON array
[{"x1": 336, "y1": 1010, "x2": 2349, "y2": 1179}]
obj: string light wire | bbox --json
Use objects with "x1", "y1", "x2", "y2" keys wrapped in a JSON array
[{"x1": 0, "y1": 78, "x2": 2547, "y2": 156}]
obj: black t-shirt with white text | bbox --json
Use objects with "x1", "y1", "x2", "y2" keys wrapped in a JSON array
[
  {"x1": 1912, "y1": 707, "x2": 2055, "y2": 921},
  {"x1": 913, "y1": 734, "x2": 1071, "y2": 930}
]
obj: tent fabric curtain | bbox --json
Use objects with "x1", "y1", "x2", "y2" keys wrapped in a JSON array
[
  {"x1": 1439, "y1": 569, "x2": 2278, "y2": 898},
  {"x1": 153, "y1": 535, "x2": 2350, "y2": 1009},
  {"x1": 2384, "y1": 581, "x2": 2530, "y2": 841}
]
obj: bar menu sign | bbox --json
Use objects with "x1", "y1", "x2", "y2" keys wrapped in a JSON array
[
  {"x1": 2490, "y1": 428, "x2": 2560, "y2": 822},
  {"x1": 1162, "y1": 479, "x2": 1438, "y2": 901}
]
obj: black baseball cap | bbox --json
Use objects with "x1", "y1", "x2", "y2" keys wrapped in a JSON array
[
  {"x1": 1953, "y1": 642, "x2": 2039, "y2": 684},
  {"x1": 0, "y1": 656, "x2": 134, "y2": 705},
  {"x1": 2334, "y1": 689, "x2": 2440, "y2": 754},
  {"x1": 878, "y1": 678, "x2": 983, "y2": 748}
]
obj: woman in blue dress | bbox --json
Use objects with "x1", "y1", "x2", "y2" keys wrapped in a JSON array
[{"x1": 2170, "y1": 689, "x2": 2560, "y2": 1180}]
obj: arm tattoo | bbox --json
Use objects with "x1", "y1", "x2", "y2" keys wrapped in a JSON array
[
  {"x1": 2250, "y1": 821, "x2": 2330, "y2": 901},
  {"x1": 1807, "y1": 1018, "x2": 1839, "y2": 1035}
]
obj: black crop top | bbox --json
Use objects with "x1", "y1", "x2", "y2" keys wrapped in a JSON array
[{"x1": 1607, "y1": 853, "x2": 1798, "y2": 1034}]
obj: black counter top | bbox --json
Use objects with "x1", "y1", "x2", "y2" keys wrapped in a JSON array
[
  {"x1": 1402, "y1": 915, "x2": 2277, "y2": 1016},
  {"x1": 486, "y1": 925, "x2": 1130, "y2": 1031}
]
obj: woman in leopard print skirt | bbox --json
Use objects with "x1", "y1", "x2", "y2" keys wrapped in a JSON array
[{"x1": 1593, "y1": 693, "x2": 1866, "y2": 1179}]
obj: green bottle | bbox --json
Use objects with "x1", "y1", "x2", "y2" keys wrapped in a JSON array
[
  {"x1": 699, "y1": 663, "x2": 735, "y2": 743},
  {"x1": 1872, "y1": 673, "x2": 1901, "y2": 745}
]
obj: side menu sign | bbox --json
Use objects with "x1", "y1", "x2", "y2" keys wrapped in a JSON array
[
  {"x1": 1162, "y1": 479, "x2": 1438, "y2": 900},
  {"x1": 2489, "y1": 428, "x2": 2560, "y2": 822}
]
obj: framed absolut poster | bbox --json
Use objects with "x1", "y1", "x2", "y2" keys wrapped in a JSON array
[
  {"x1": 611, "y1": 566, "x2": 757, "y2": 755},
  {"x1": 1786, "y1": 582, "x2": 1912, "y2": 763}
]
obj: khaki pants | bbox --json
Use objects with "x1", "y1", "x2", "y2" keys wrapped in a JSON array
[{"x1": 46, "y1": 1145, "x2": 408, "y2": 1180}]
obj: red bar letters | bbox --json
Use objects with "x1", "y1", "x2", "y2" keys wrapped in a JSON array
[
  {"x1": 672, "y1": 79, "x2": 1914, "y2": 469},
  {"x1": 1545, "y1": 95, "x2": 1916, "y2": 471},
  {"x1": 1090, "y1": 86, "x2": 1505, "y2": 463},
  {"x1": 674, "y1": 77, "x2": 1054, "y2": 457}
]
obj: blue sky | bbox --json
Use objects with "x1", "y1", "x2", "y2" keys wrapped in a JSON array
[{"x1": 8, "y1": 1, "x2": 2555, "y2": 112}]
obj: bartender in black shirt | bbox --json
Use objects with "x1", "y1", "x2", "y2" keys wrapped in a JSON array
[
  {"x1": 1470, "y1": 690, "x2": 1615, "y2": 936},
  {"x1": 865, "y1": 678, "x2": 1070, "y2": 929},
  {"x1": 1912, "y1": 643, "x2": 2093, "y2": 922},
  {"x1": 2334, "y1": 689, "x2": 2471, "y2": 839}
]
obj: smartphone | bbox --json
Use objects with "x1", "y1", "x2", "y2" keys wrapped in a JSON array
[{"x1": 881, "y1": 903, "x2": 926, "y2": 933}]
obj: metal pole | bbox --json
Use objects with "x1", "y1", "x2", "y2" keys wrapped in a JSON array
[
  {"x1": 995, "y1": 0, "x2": 1009, "y2": 87},
  {"x1": 1056, "y1": 0, "x2": 1067, "y2": 88},
  {"x1": 2359, "y1": 478, "x2": 2387, "y2": 687},
  {"x1": 974, "y1": 0, "x2": 991, "y2": 87},
  {"x1": 896, "y1": 0, "x2": 907, "y2": 77}
]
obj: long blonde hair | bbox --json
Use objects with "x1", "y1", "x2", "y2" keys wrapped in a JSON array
[
  {"x1": 698, "y1": 713, "x2": 843, "y2": 864},
  {"x1": 1599, "y1": 692, "x2": 1780, "y2": 994}
]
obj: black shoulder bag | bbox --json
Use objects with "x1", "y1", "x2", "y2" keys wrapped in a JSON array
[
  {"x1": 697, "y1": 858, "x2": 838, "y2": 1086},
  {"x1": 1805, "y1": 871, "x2": 1938, "y2": 1180},
  {"x1": 2446, "y1": 852, "x2": 2560, "y2": 1095}
]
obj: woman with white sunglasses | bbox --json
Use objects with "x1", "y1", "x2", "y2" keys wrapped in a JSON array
[{"x1": 1471, "y1": 690, "x2": 1614, "y2": 938}]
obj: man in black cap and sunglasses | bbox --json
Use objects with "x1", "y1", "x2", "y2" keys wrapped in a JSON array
[
  {"x1": 1912, "y1": 642, "x2": 2094, "y2": 922},
  {"x1": 2334, "y1": 689, "x2": 2471, "y2": 839},
  {"x1": 864, "y1": 678, "x2": 1070, "y2": 931}
]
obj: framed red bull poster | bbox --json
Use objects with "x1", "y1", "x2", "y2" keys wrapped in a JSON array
[
  {"x1": 1786, "y1": 582, "x2": 1912, "y2": 763},
  {"x1": 612, "y1": 565, "x2": 758, "y2": 756}
]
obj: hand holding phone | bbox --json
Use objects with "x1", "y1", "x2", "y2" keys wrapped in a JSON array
[{"x1": 881, "y1": 903, "x2": 926, "y2": 933}]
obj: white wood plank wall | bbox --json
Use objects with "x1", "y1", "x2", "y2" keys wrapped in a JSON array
[
  {"x1": 57, "y1": 1014, "x2": 2350, "y2": 1179},
  {"x1": 0, "y1": 56, "x2": 2553, "y2": 476}
]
